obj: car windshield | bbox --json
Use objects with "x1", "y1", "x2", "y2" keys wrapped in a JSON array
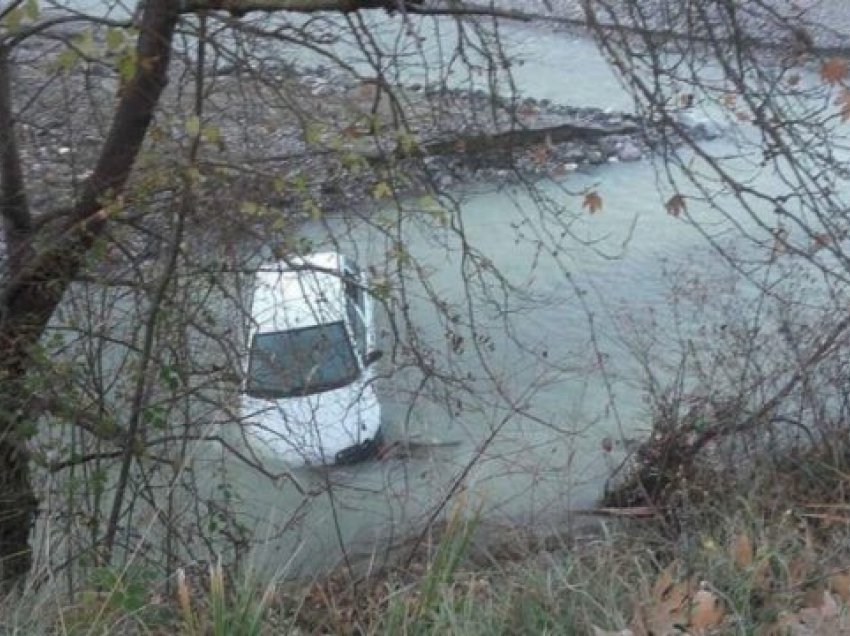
[{"x1": 246, "y1": 322, "x2": 360, "y2": 399}]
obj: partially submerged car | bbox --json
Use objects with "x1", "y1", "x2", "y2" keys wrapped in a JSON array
[{"x1": 241, "y1": 252, "x2": 383, "y2": 465}]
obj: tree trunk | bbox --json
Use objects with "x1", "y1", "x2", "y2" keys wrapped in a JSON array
[
  {"x1": 0, "y1": 397, "x2": 37, "y2": 591},
  {"x1": 0, "y1": 0, "x2": 179, "y2": 587}
]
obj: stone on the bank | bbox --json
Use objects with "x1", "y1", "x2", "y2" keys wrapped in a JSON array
[
  {"x1": 616, "y1": 140, "x2": 642, "y2": 162},
  {"x1": 676, "y1": 111, "x2": 724, "y2": 140},
  {"x1": 586, "y1": 149, "x2": 605, "y2": 164}
]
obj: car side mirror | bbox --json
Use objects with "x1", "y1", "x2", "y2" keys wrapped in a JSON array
[{"x1": 365, "y1": 349, "x2": 384, "y2": 367}]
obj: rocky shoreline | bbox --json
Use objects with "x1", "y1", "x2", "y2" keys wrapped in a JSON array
[{"x1": 12, "y1": 27, "x2": 726, "y2": 243}]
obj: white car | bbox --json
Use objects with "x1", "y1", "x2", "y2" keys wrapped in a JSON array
[{"x1": 241, "y1": 252, "x2": 383, "y2": 465}]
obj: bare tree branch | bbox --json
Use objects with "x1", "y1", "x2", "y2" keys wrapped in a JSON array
[{"x1": 183, "y1": 0, "x2": 536, "y2": 21}]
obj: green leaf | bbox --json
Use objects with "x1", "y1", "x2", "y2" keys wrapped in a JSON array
[
  {"x1": 2, "y1": 8, "x2": 24, "y2": 31},
  {"x1": 159, "y1": 365, "x2": 180, "y2": 391},
  {"x1": 305, "y1": 199, "x2": 322, "y2": 220},
  {"x1": 72, "y1": 28, "x2": 96, "y2": 57},
  {"x1": 56, "y1": 48, "x2": 79, "y2": 71},
  {"x1": 304, "y1": 124, "x2": 322, "y2": 145},
  {"x1": 240, "y1": 201, "x2": 261, "y2": 216},
  {"x1": 372, "y1": 181, "x2": 393, "y2": 199},
  {"x1": 24, "y1": 0, "x2": 39, "y2": 20},
  {"x1": 185, "y1": 114, "x2": 201, "y2": 137},
  {"x1": 117, "y1": 51, "x2": 137, "y2": 82},
  {"x1": 398, "y1": 132, "x2": 418, "y2": 155},
  {"x1": 341, "y1": 152, "x2": 365, "y2": 174},
  {"x1": 418, "y1": 195, "x2": 440, "y2": 211},
  {"x1": 201, "y1": 123, "x2": 221, "y2": 144},
  {"x1": 91, "y1": 468, "x2": 107, "y2": 496},
  {"x1": 106, "y1": 26, "x2": 125, "y2": 51},
  {"x1": 291, "y1": 174, "x2": 307, "y2": 192},
  {"x1": 142, "y1": 405, "x2": 167, "y2": 430},
  {"x1": 185, "y1": 166, "x2": 202, "y2": 185}
]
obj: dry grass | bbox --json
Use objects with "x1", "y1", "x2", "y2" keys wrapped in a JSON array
[{"x1": 6, "y1": 434, "x2": 850, "y2": 634}]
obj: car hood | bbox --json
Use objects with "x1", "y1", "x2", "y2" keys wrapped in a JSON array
[{"x1": 241, "y1": 379, "x2": 380, "y2": 465}]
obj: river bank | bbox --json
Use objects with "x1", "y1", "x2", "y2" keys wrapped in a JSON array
[{"x1": 12, "y1": 22, "x2": 727, "y2": 244}]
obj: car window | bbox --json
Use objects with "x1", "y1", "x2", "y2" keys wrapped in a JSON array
[{"x1": 245, "y1": 322, "x2": 359, "y2": 399}]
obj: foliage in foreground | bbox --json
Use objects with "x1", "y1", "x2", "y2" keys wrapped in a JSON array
[{"x1": 5, "y1": 437, "x2": 850, "y2": 635}]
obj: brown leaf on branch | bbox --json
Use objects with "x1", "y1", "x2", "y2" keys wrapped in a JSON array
[
  {"x1": 821, "y1": 57, "x2": 849, "y2": 85},
  {"x1": 812, "y1": 232, "x2": 833, "y2": 252},
  {"x1": 583, "y1": 191, "x2": 603, "y2": 215},
  {"x1": 665, "y1": 194, "x2": 686, "y2": 217},
  {"x1": 772, "y1": 227, "x2": 789, "y2": 260}
]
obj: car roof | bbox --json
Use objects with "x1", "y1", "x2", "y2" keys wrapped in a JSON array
[{"x1": 251, "y1": 252, "x2": 347, "y2": 333}]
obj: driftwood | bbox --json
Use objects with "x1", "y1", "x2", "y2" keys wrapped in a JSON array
[{"x1": 358, "y1": 119, "x2": 640, "y2": 164}]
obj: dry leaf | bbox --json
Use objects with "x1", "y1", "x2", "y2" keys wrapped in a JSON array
[
  {"x1": 798, "y1": 590, "x2": 841, "y2": 631},
  {"x1": 753, "y1": 560, "x2": 771, "y2": 591},
  {"x1": 646, "y1": 593, "x2": 685, "y2": 635},
  {"x1": 646, "y1": 570, "x2": 690, "y2": 636},
  {"x1": 531, "y1": 144, "x2": 551, "y2": 165},
  {"x1": 771, "y1": 227, "x2": 789, "y2": 260},
  {"x1": 689, "y1": 588, "x2": 725, "y2": 631},
  {"x1": 821, "y1": 57, "x2": 849, "y2": 85},
  {"x1": 764, "y1": 611, "x2": 806, "y2": 636},
  {"x1": 829, "y1": 573, "x2": 850, "y2": 602},
  {"x1": 583, "y1": 191, "x2": 603, "y2": 215},
  {"x1": 788, "y1": 556, "x2": 811, "y2": 588},
  {"x1": 652, "y1": 564, "x2": 677, "y2": 602},
  {"x1": 801, "y1": 584, "x2": 828, "y2": 611},
  {"x1": 723, "y1": 92, "x2": 737, "y2": 109},
  {"x1": 665, "y1": 194, "x2": 687, "y2": 217},
  {"x1": 731, "y1": 534, "x2": 754, "y2": 568},
  {"x1": 812, "y1": 232, "x2": 833, "y2": 251}
]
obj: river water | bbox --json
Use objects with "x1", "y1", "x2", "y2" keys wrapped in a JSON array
[
  {"x1": 207, "y1": 25, "x2": 758, "y2": 577},
  {"x1": 35, "y1": 6, "x2": 846, "y2": 578}
]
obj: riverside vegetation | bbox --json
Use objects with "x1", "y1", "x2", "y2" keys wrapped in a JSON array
[{"x1": 6, "y1": 1, "x2": 850, "y2": 635}]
